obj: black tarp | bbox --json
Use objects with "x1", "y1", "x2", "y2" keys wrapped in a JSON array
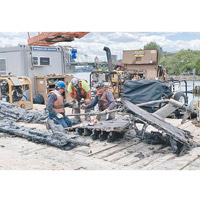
[{"x1": 123, "y1": 80, "x2": 173, "y2": 111}]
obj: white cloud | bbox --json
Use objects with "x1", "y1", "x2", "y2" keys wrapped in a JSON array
[{"x1": 1, "y1": 32, "x2": 200, "y2": 61}]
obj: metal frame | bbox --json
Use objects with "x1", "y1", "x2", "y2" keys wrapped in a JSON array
[
  {"x1": 164, "y1": 79, "x2": 188, "y2": 104},
  {"x1": 0, "y1": 76, "x2": 33, "y2": 109},
  {"x1": 90, "y1": 70, "x2": 123, "y2": 99}
]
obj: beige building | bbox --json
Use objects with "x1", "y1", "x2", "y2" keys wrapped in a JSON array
[{"x1": 122, "y1": 49, "x2": 158, "y2": 79}]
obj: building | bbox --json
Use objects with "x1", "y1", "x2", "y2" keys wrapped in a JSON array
[
  {"x1": 0, "y1": 45, "x2": 76, "y2": 97},
  {"x1": 122, "y1": 49, "x2": 159, "y2": 79},
  {"x1": 111, "y1": 55, "x2": 117, "y2": 64}
]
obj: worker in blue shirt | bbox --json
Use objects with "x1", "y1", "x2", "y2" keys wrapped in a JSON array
[{"x1": 82, "y1": 82, "x2": 116, "y2": 120}]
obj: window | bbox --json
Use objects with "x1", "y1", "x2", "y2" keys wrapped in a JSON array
[
  {"x1": 33, "y1": 57, "x2": 38, "y2": 65},
  {"x1": 32, "y1": 57, "x2": 50, "y2": 66},
  {"x1": 0, "y1": 59, "x2": 6, "y2": 75},
  {"x1": 40, "y1": 57, "x2": 50, "y2": 66},
  {"x1": 136, "y1": 57, "x2": 141, "y2": 61}
]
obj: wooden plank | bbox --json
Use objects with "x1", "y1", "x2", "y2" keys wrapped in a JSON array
[
  {"x1": 165, "y1": 118, "x2": 182, "y2": 126},
  {"x1": 113, "y1": 143, "x2": 152, "y2": 166},
  {"x1": 191, "y1": 129, "x2": 200, "y2": 143},
  {"x1": 93, "y1": 138, "x2": 141, "y2": 159},
  {"x1": 183, "y1": 156, "x2": 200, "y2": 170},
  {"x1": 192, "y1": 128, "x2": 200, "y2": 136},
  {"x1": 122, "y1": 144, "x2": 164, "y2": 167},
  {"x1": 0, "y1": 134, "x2": 125, "y2": 170},
  {"x1": 152, "y1": 147, "x2": 200, "y2": 170},
  {"x1": 129, "y1": 148, "x2": 171, "y2": 170},
  {"x1": 183, "y1": 124, "x2": 199, "y2": 133},
  {"x1": 178, "y1": 121, "x2": 192, "y2": 129},
  {"x1": 73, "y1": 141, "x2": 120, "y2": 156},
  {"x1": 141, "y1": 153, "x2": 176, "y2": 170}
]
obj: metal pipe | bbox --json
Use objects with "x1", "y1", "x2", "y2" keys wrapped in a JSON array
[
  {"x1": 66, "y1": 108, "x2": 121, "y2": 116},
  {"x1": 103, "y1": 46, "x2": 113, "y2": 72},
  {"x1": 136, "y1": 99, "x2": 170, "y2": 107}
]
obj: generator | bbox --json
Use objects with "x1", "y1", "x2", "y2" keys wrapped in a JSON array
[
  {"x1": 90, "y1": 47, "x2": 168, "y2": 100},
  {"x1": 35, "y1": 74, "x2": 73, "y2": 104},
  {"x1": 90, "y1": 47, "x2": 130, "y2": 99},
  {"x1": 0, "y1": 76, "x2": 33, "y2": 109}
]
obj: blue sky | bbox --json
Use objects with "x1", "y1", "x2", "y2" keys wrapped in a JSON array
[
  {"x1": 165, "y1": 32, "x2": 200, "y2": 41},
  {"x1": 1, "y1": 32, "x2": 200, "y2": 61}
]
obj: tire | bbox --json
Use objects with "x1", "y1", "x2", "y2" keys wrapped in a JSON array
[
  {"x1": 174, "y1": 92, "x2": 187, "y2": 104},
  {"x1": 33, "y1": 93, "x2": 44, "y2": 104},
  {"x1": 174, "y1": 92, "x2": 187, "y2": 119}
]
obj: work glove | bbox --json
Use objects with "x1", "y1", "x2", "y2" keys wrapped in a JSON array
[
  {"x1": 102, "y1": 109, "x2": 109, "y2": 113},
  {"x1": 56, "y1": 113, "x2": 64, "y2": 119},
  {"x1": 85, "y1": 99, "x2": 90, "y2": 105},
  {"x1": 66, "y1": 100, "x2": 74, "y2": 108},
  {"x1": 73, "y1": 99, "x2": 79, "y2": 109},
  {"x1": 81, "y1": 104, "x2": 87, "y2": 110}
]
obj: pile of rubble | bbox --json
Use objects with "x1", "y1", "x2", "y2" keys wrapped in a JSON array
[
  {"x1": 68, "y1": 117, "x2": 131, "y2": 142},
  {"x1": 0, "y1": 101, "x2": 89, "y2": 150},
  {"x1": 0, "y1": 101, "x2": 48, "y2": 123}
]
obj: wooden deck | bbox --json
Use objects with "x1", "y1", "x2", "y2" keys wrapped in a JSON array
[{"x1": 0, "y1": 117, "x2": 200, "y2": 170}]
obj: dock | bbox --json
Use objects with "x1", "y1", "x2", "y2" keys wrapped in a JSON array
[{"x1": 0, "y1": 105, "x2": 199, "y2": 170}]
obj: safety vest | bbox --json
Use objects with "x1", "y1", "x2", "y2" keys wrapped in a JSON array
[
  {"x1": 50, "y1": 90, "x2": 65, "y2": 113},
  {"x1": 98, "y1": 90, "x2": 110, "y2": 111},
  {"x1": 71, "y1": 80, "x2": 87, "y2": 99}
]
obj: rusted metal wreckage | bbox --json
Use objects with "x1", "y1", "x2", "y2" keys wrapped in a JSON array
[
  {"x1": 0, "y1": 99, "x2": 195, "y2": 156},
  {"x1": 67, "y1": 99, "x2": 194, "y2": 156}
]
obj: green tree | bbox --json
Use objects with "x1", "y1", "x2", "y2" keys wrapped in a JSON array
[
  {"x1": 159, "y1": 49, "x2": 200, "y2": 75},
  {"x1": 144, "y1": 42, "x2": 163, "y2": 61}
]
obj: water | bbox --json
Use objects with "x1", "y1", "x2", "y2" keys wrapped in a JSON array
[
  {"x1": 69, "y1": 72, "x2": 200, "y2": 104},
  {"x1": 173, "y1": 81, "x2": 200, "y2": 104},
  {"x1": 69, "y1": 72, "x2": 91, "y2": 83}
]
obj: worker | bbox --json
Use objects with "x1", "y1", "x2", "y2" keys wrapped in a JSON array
[
  {"x1": 67, "y1": 77, "x2": 91, "y2": 121},
  {"x1": 82, "y1": 82, "x2": 116, "y2": 120},
  {"x1": 46, "y1": 81, "x2": 72, "y2": 128}
]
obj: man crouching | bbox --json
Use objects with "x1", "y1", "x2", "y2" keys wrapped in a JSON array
[{"x1": 46, "y1": 81, "x2": 72, "y2": 128}]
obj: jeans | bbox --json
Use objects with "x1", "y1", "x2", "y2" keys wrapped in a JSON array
[
  {"x1": 96, "y1": 111, "x2": 115, "y2": 121},
  {"x1": 74, "y1": 98, "x2": 90, "y2": 121},
  {"x1": 49, "y1": 113, "x2": 72, "y2": 128}
]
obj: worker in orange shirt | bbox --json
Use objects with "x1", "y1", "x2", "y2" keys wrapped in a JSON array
[{"x1": 67, "y1": 77, "x2": 90, "y2": 121}]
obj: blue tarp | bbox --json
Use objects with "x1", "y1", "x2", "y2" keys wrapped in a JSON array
[{"x1": 123, "y1": 80, "x2": 173, "y2": 111}]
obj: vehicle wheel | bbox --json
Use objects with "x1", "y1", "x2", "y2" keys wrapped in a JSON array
[
  {"x1": 33, "y1": 93, "x2": 44, "y2": 104},
  {"x1": 174, "y1": 92, "x2": 187, "y2": 119},
  {"x1": 174, "y1": 92, "x2": 187, "y2": 104}
]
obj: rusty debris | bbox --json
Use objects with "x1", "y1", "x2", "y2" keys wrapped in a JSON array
[
  {"x1": 124, "y1": 100, "x2": 193, "y2": 156},
  {"x1": 68, "y1": 117, "x2": 131, "y2": 142}
]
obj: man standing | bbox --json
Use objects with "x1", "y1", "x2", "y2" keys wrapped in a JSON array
[
  {"x1": 67, "y1": 77, "x2": 90, "y2": 121},
  {"x1": 46, "y1": 81, "x2": 72, "y2": 128},
  {"x1": 82, "y1": 82, "x2": 116, "y2": 121}
]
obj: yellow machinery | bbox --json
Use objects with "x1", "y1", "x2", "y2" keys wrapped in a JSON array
[
  {"x1": 0, "y1": 76, "x2": 33, "y2": 109},
  {"x1": 90, "y1": 47, "x2": 167, "y2": 99},
  {"x1": 90, "y1": 47, "x2": 130, "y2": 99},
  {"x1": 35, "y1": 74, "x2": 73, "y2": 104}
]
